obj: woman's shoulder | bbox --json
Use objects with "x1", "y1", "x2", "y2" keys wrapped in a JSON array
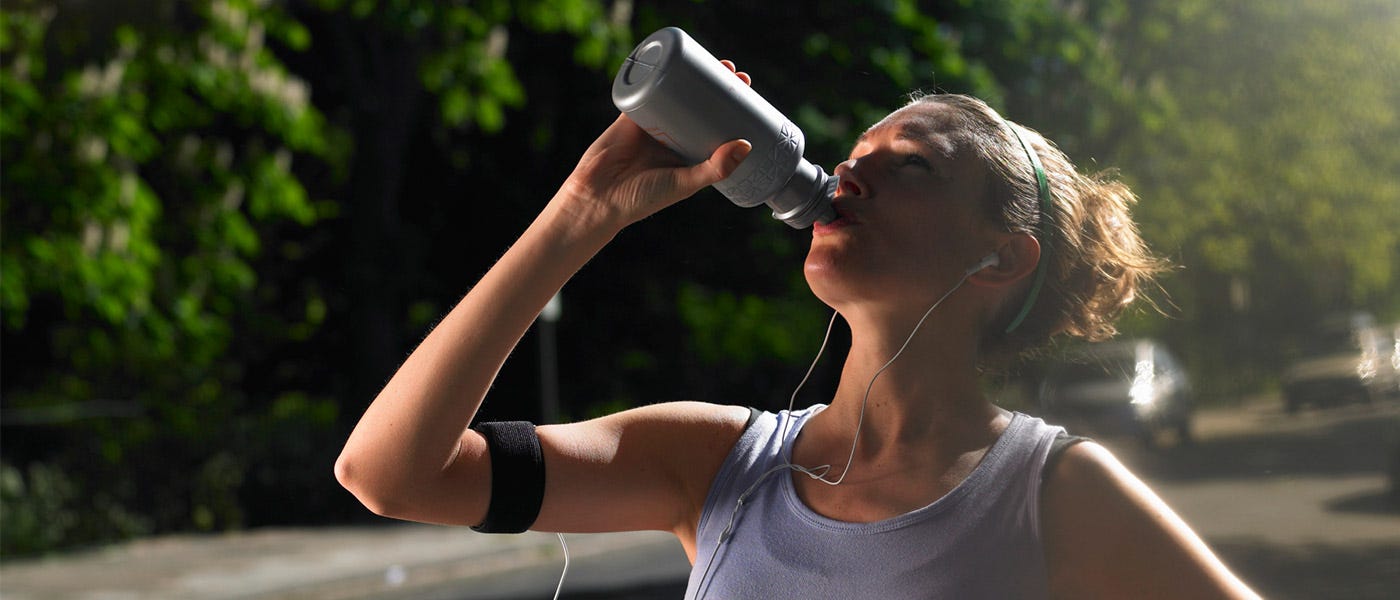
[
  {"x1": 1039, "y1": 442, "x2": 1258, "y2": 598},
  {"x1": 1040, "y1": 441, "x2": 1160, "y2": 532}
]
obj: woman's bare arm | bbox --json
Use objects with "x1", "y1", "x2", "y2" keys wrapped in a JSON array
[
  {"x1": 333, "y1": 109, "x2": 752, "y2": 536},
  {"x1": 1042, "y1": 442, "x2": 1260, "y2": 599}
]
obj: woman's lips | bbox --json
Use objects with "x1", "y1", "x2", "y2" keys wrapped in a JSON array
[{"x1": 813, "y1": 206, "x2": 857, "y2": 235}]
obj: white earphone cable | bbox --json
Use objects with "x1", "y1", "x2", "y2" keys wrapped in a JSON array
[
  {"x1": 788, "y1": 265, "x2": 980, "y2": 486},
  {"x1": 552, "y1": 532, "x2": 570, "y2": 600},
  {"x1": 696, "y1": 263, "x2": 984, "y2": 597}
]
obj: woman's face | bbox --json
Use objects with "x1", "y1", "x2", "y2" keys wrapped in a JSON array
[{"x1": 804, "y1": 101, "x2": 1001, "y2": 311}]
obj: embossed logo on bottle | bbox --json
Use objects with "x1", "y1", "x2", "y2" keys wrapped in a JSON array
[{"x1": 715, "y1": 121, "x2": 802, "y2": 207}]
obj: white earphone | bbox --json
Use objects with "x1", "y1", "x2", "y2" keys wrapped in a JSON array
[{"x1": 966, "y1": 253, "x2": 1001, "y2": 275}]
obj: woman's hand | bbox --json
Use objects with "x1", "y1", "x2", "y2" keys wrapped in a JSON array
[{"x1": 556, "y1": 61, "x2": 753, "y2": 231}]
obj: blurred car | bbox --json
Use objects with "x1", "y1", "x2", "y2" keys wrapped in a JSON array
[
  {"x1": 1037, "y1": 339, "x2": 1194, "y2": 447},
  {"x1": 1382, "y1": 322, "x2": 1400, "y2": 398},
  {"x1": 1282, "y1": 313, "x2": 1396, "y2": 413},
  {"x1": 1390, "y1": 439, "x2": 1400, "y2": 508}
]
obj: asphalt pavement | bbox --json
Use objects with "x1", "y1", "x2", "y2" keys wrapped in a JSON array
[{"x1": 0, "y1": 525, "x2": 689, "y2": 599}]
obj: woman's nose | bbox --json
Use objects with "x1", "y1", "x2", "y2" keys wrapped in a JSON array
[{"x1": 834, "y1": 159, "x2": 865, "y2": 198}]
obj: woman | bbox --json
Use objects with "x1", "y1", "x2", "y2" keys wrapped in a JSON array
[{"x1": 335, "y1": 62, "x2": 1258, "y2": 598}]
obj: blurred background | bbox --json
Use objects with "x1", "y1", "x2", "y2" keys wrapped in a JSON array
[{"x1": 2, "y1": 0, "x2": 1397, "y2": 598}]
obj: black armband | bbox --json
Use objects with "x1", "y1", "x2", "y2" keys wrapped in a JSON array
[{"x1": 470, "y1": 421, "x2": 545, "y2": 534}]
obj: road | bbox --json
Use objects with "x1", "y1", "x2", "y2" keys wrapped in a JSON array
[
  {"x1": 478, "y1": 399, "x2": 1400, "y2": 599},
  {"x1": 1110, "y1": 399, "x2": 1400, "y2": 599}
]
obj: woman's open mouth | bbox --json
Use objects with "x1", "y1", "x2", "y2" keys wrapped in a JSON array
[{"x1": 813, "y1": 206, "x2": 857, "y2": 235}]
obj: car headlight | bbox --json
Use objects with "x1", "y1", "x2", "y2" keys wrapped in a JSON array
[
  {"x1": 1131, "y1": 360, "x2": 1157, "y2": 410},
  {"x1": 1358, "y1": 357, "x2": 1377, "y2": 381}
]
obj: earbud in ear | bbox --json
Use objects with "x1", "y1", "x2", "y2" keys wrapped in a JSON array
[{"x1": 966, "y1": 253, "x2": 1000, "y2": 275}]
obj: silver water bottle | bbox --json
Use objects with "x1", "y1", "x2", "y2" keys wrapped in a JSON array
[{"x1": 611, "y1": 27, "x2": 837, "y2": 229}]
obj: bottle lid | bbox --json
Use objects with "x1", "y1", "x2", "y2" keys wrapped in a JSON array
[
  {"x1": 612, "y1": 27, "x2": 692, "y2": 113},
  {"x1": 620, "y1": 42, "x2": 663, "y2": 85}
]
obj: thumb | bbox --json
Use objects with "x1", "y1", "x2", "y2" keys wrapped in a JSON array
[{"x1": 677, "y1": 139, "x2": 752, "y2": 192}]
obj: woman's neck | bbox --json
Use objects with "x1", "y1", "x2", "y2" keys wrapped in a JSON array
[{"x1": 814, "y1": 308, "x2": 1002, "y2": 456}]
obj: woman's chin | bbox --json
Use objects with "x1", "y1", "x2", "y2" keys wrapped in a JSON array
[
  {"x1": 803, "y1": 253, "x2": 872, "y2": 305},
  {"x1": 802, "y1": 250, "x2": 842, "y2": 282}
]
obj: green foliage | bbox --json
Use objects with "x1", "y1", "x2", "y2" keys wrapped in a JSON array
[
  {"x1": 677, "y1": 279, "x2": 827, "y2": 367},
  {"x1": 1103, "y1": 0, "x2": 1400, "y2": 396},
  {"x1": 0, "y1": 461, "x2": 80, "y2": 555},
  {"x1": 1, "y1": 0, "x2": 332, "y2": 554},
  {"x1": 0, "y1": 0, "x2": 634, "y2": 556},
  {"x1": 0, "y1": 460, "x2": 151, "y2": 556},
  {"x1": 1, "y1": 1, "x2": 326, "y2": 340},
  {"x1": 310, "y1": 0, "x2": 628, "y2": 133}
]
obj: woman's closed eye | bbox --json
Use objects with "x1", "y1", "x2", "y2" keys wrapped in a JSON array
[{"x1": 900, "y1": 153, "x2": 936, "y2": 173}]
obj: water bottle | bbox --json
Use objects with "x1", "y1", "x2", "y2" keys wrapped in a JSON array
[{"x1": 611, "y1": 27, "x2": 837, "y2": 229}]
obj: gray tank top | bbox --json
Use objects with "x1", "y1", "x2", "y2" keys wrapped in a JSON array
[{"x1": 684, "y1": 406, "x2": 1064, "y2": 599}]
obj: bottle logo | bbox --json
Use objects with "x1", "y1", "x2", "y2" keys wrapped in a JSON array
[{"x1": 643, "y1": 126, "x2": 683, "y2": 153}]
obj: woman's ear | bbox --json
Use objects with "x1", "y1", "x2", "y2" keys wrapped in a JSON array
[{"x1": 969, "y1": 233, "x2": 1040, "y2": 288}]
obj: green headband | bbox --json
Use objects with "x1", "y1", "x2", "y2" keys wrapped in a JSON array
[{"x1": 1002, "y1": 122, "x2": 1051, "y2": 334}]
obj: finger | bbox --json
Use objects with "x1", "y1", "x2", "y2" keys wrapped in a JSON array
[
  {"x1": 719, "y1": 59, "x2": 752, "y2": 86},
  {"x1": 676, "y1": 139, "x2": 752, "y2": 192},
  {"x1": 716, "y1": 139, "x2": 753, "y2": 177}
]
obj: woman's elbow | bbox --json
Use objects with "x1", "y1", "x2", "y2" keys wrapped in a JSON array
[{"x1": 334, "y1": 451, "x2": 409, "y2": 518}]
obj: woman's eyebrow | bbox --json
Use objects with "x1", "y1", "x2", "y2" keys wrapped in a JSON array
[
  {"x1": 893, "y1": 125, "x2": 957, "y2": 160},
  {"x1": 854, "y1": 121, "x2": 957, "y2": 160},
  {"x1": 851, "y1": 115, "x2": 963, "y2": 165}
]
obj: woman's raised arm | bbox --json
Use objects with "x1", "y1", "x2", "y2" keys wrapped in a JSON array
[{"x1": 333, "y1": 112, "x2": 752, "y2": 535}]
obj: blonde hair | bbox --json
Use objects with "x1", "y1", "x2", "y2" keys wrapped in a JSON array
[{"x1": 907, "y1": 93, "x2": 1165, "y2": 360}]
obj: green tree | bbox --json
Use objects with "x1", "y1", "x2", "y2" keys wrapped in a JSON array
[
  {"x1": 1101, "y1": 0, "x2": 1400, "y2": 397},
  {"x1": 1, "y1": 0, "x2": 332, "y2": 552},
  {"x1": 0, "y1": 0, "x2": 635, "y2": 554}
]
